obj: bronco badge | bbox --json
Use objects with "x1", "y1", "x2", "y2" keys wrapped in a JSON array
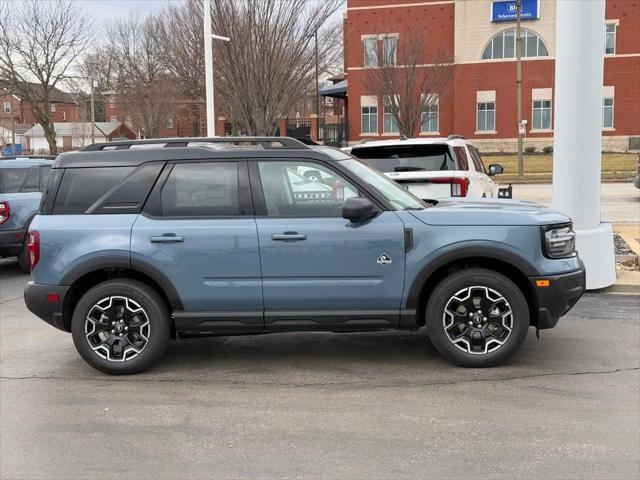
[{"x1": 377, "y1": 253, "x2": 392, "y2": 266}]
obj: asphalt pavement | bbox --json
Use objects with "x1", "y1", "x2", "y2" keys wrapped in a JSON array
[{"x1": 1, "y1": 258, "x2": 639, "y2": 480}]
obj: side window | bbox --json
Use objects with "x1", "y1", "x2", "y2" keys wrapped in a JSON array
[
  {"x1": 468, "y1": 146, "x2": 486, "y2": 173},
  {"x1": 0, "y1": 168, "x2": 27, "y2": 193},
  {"x1": 257, "y1": 161, "x2": 358, "y2": 217},
  {"x1": 161, "y1": 162, "x2": 239, "y2": 216},
  {"x1": 21, "y1": 166, "x2": 40, "y2": 192},
  {"x1": 39, "y1": 166, "x2": 52, "y2": 191},
  {"x1": 53, "y1": 167, "x2": 134, "y2": 214},
  {"x1": 452, "y1": 147, "x2": 469, "y2": 171}
]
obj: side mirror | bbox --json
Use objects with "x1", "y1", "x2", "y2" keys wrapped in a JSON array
[
  {"x1": 488, "y1": 164, "x2": 504, "y2": 176},
  {"x1": 342, "y1": 197, "x2": 376, "y2": 223}
]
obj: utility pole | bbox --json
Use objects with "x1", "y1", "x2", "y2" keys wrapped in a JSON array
[
  {"x1": 90, "y1": 79, "x2": 97, "y2": 144},
  {"x1": 10, "y1": 98, "x2": 16, "y2": 153},
  {"x1": 314, "y1": 29, "x2": 320, "y2": 141},
  {"x1": 203, "y1": 0, "x2": 230, "y2": 137},
  {"x1": 516, "y1": 0, "x2": 524, "y2": 178}
]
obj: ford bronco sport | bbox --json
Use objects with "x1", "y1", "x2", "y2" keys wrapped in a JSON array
[{"x1": 24, "y1": 137, "x2": 585, "y2": 374}]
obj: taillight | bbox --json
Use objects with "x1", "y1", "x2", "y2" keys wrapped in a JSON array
[
  {"x1": 27, "y1": 231, "x2": 40, "y2": 271},
  {"x1": 428, "y1": 177, "x2": 470, "y2": 197},
  {"x1": 0, "y1": 201, "x2": 9, "y2": 225}
]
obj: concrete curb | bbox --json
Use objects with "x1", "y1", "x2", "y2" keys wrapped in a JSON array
[{"x1": 599, "y1": 271, "x2": 640, "y2": 295}]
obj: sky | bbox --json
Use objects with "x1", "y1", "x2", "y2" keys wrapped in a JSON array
[{"x1": 79, "y1": 0, "x2": 346, "y2": 28}]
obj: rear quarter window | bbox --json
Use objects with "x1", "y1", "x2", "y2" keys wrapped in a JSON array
[
  {"x1": 0, "y1": 168, "x2": 27, "y2": 193},
  {"x1": 53, "y1": 167, "x2": 135, "y2": 214},
  {"x1": 350, "y1": 144, "x2": 455, "y2": 172}
]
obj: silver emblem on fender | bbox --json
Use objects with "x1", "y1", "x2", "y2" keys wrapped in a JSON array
[{"x1": 377, "y1": 253, "x2": 392, "y2": 266}]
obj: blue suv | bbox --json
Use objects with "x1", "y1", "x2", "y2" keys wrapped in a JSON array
[
  {"x1": 24, "y1": 138, "x2": 585, "y2": 374},
  {"x1": 1, "y1": 157, "x2": 53, "y2": 271}
]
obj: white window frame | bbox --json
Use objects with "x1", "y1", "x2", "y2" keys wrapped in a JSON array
[
  {"x1": 382, "y1": 36, "x2": 398, "y2": 67},
  {"x1": 3, "y1": 101, "x2": 10, "y2": 113},
  {"x1": 50, "y1": 103, "x2": 56, "y2": 112},
  {"x1": 602, "y1": 97, "x2": 614, "y2": 130},
  {"x1": 167, "y1": 116, "x2": 174, "y2": 129},
  {"x1": 383, "y1": 105, "x2": 399, "y2": 134},
  {"x1": 482, "y1": 28, "x2": 549, "y2": 60},
  {"x1": 363, "y1": 37, "x2": 378, "y2": 68},
  {"x1": 531, "y1": 99, "x2": 552, "y2": 131},
  {"x1": 604, "y1": 22, "x2": 616, "y2": 55},
  {"x1": 110, "y1": 116, "x2": 118, "y2": 123},
  {"x1": 361, "y1": 96, "x2": 378, "y2": 135},
  {"x1": 421, "y1": 94, "x2": 439, "y2": 134},
  {"x1": 476, "y1": 102, "x2": 496, "y2": 133},
  {"x1": 62, "y1": 111, "x2": 66, "y2": 121}
]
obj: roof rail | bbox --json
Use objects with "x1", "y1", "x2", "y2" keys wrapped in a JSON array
[
  {"x1": 80, "y1": 136, "x2": 309, "y2": 151},
  {"x1": 447, "y1": 134, "x2": 466, "y2": 140}
]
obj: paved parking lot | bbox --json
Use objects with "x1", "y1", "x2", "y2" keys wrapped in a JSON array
[
  {"x1": 1, "y1": 258, "x2": 639, "y2": 479},
  {"x1": 512, "y1": 182, "x2": 640, "y2": 224}
]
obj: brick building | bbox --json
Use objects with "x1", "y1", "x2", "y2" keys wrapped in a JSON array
[
  {"x1": 342, "y1": 0, "x2": 640, "y2": 151},
  {"x1": 1, "y1": 84, "x2": 79, "y2": 129}
]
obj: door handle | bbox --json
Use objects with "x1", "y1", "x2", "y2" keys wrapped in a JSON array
[
  {"x1": 271, "y1": 232, "x2": 307, "y2": 241},
  {"x1": 150, "y1": 234, "x2": 185, "y2": 243}
]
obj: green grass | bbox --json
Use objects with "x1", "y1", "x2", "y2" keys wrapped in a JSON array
[{"x1": 485, "y1": 153, "x2": 637, "y2": 183}]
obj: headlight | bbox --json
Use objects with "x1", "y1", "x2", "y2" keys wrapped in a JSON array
[{"x1": 542, "y1": 224, "x2": 576, "y2": 258}]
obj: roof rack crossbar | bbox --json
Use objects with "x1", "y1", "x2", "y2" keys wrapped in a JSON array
[{"x1": 80, "y1": 136, "x2": 309, "y2": 151}]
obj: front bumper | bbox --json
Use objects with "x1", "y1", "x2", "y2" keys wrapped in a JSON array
[
  {"x1": 0, "y1": 228, "x2": 26, "y2": 257},
  {"x1": 529, "y1": 265, "x2": 585, "y2": 329},
  {"x1": 24, "y1": 281, "x2": 71, "y2": 332}
]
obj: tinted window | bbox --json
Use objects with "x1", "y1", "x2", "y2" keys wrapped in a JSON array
[
  {"x1": 53, "y1": 167, "x2": 134, "y2": 214},
  {"x1": 39, "y1": 166, "x2": 51, "y2": 190},
  {"x1": 22, "y1": 166, "x2": 40, "y2": 192},
  {"x1": 0, "y1": 168, "x2": 27, "y2": 193},
  {"x1": 161, "y1": 162, "x2": 239, "y2": 216},
  {"x1": 452, "y1": 147, "x2": 469, "y2": 170},
  {"x1": 468, "y1": 146, "x2": 486, "y2": 173},
  {"x1": 350, "y1": 145, "x2": 455, "y2": 172},
  {"x1": 258, "y1": 161, "x2": 358, "y2": 217}
]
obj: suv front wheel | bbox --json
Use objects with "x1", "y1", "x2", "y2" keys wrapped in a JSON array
[
  {"x1": 71, "y1": 279, "x2": 170, "y2": 374},
  {"x1": 426, "y1": 268, "x2": 529, "y2": 367}
]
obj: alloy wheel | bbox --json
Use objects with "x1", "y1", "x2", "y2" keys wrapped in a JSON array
[
  {"x1": 85, "y1": 296, "x2": 150, "y2": 362},
  {"x1": 442, "y1": 286, "x2": 513, "y2": 355}
]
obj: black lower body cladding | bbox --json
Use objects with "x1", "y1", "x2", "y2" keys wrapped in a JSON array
[{"x1": 529, "y1": 266, "x2": 586, "y2": 329}]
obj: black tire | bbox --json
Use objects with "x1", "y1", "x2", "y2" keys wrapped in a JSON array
[
  {"x1": 17, "y1": 241, "x2": 30, "y2": 273},
  {"x1": 71, "y1": 279, "x2": 170, "y2": 375},
  {"x1": 425, "y1": 268, "x2": 529, "y2": 367}
]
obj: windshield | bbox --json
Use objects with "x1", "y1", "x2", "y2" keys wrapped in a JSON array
[
  {"x1": 350, "y1": 144, "x2": 455, "y2": 172},
  {"x1": 339, "y1": 158, "x2": 425, "y2": 210}
]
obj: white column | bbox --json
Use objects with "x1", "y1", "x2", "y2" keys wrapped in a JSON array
[
  {"x1": 552, "y1": 0, "x2": 615, "y2": 289},
  {"x1": 204, "y1": 0, "x2": 216, "y2": 137}
]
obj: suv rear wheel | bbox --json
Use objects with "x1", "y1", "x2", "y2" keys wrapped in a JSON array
[
  {"x1": 426, "y1": 268, "x2": 529, "y2": 367},
  {"x1": 71, "y1": 279, "x2": 170, "y2": 374}
]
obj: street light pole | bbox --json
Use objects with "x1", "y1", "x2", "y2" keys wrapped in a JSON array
[
  {"x1": 314, "y1": 29, "x2": 320, "y2": 141},
  {"x1": 90, "y1": 79, "x2": 97, "y2": 144},
  {"x1": 203, "y1": 0, "x2": 230, "y2": 138},
  {"x1": 516, "y1": 0, "x2": 524, "y2": 178}
]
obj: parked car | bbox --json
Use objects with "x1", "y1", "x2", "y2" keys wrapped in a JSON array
[
  {"x1": 0, "y1": 157, "x2": 53, "y2": 271},
  {"x1": 633, "y1": 154, "x2": 640, "y2": 190},
  {"x1": 348, "y1": 136, "x2": 504, "y2": 200},
  {"x1": 24, "y1": 137, "x2": 584, "y2": 374}
]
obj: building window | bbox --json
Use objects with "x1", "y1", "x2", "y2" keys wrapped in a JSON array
[
  {"x1": 605, "y1": 23, "x2": 616, "y2": 54},
  {"x1": 110, "y1": 116, "x2": 118, "y2": 123},
  {"x1": 361, "y1": 106, "x2": 378, "y2": 134},
  {"x1": 482, "y1": 28, "x2": 548, "y2": 60},
  {"x1": 603, "y1": 98, "x2": 614, "y2": 129},
  {"x1": 421, "y1": 100, "x2": 439, "y2": 133},
  {"x1": 109, "y1": 96, "x2": 115, "y2": 107},
  {"x1": 382, "y1": 36, "x2": 397, "y2": 66},
  {"x1": 167, "y1": 116, "x2": 174, "y2": 129},
  {"x1": 363, "y1": 38, "x2": 378, "y2": 67},
  {"x1": 50, "y1": 103, "x2": 56, "y2": 112},
  {"x1": 125, "y1": 115, "x2": 132, "y2": 127},
  {"x1": 532, "y1": 100, "x2": 552, "y2": 130},
  {"x1": 477, "y1": 102, "x2": 495, "y2": 132},
  {"x1": 62, "y1": 111, "x2": 66, "y2": 121},
  {"x1": 383, "y1": 105, "x2": 399, "y2": 134},
  {"x1": 3, "y1": 101, "x2": 10, "y2": 113}
]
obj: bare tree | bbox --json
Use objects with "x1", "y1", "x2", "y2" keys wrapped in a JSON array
[
  {"x1": 0, "y1": 0, "x2": 93, "y2": 154},
  {"x1": 364, "y1": 30, "x2": 453, "y2": 138},
  {"x1": 105, "y1": 16, "x2": 178, "y2": 138},
  {"x1": 209, "y1": 0, "x2": 344, "y2": 135}
]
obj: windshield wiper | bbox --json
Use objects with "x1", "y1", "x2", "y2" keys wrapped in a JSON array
[{"x1": 393, "y1": 166, "x2": 426, "y2": 172}]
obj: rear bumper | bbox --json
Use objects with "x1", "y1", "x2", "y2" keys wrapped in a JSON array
[
  {"x1": 0, "y1": 228, "x2": 26, "y2": 256},
  {"x1": 529, "y1": 264, "x2": 586, "y2": 330},
  {"x1": 24, "y1": 281, "x2": 70, "y2": 332}
]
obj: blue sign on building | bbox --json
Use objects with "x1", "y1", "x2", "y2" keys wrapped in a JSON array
[{"x1": 491, "y1": 0, "x2": 540, "y2": 22}]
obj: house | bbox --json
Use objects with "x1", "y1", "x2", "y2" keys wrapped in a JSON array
[
  {"x1": 1, "y1": 83, "x2": 79, "y2": 130},
  {"x1": 24, "y1": 122, "x2": 136, "y2": 154}
]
